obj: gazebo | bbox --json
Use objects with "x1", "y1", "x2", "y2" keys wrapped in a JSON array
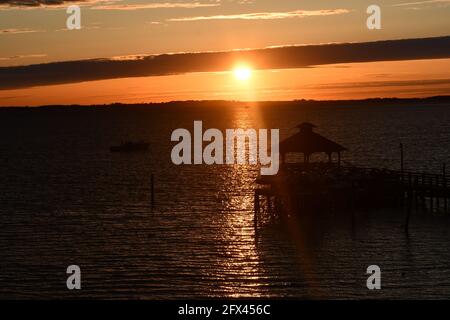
[{"x1": 279, "y1": 122, "x2": 347, "y2": 165}]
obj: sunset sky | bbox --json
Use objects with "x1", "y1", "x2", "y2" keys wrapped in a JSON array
[{"x1": 0, "y1": 0, "x2": 449, "y2": 106}]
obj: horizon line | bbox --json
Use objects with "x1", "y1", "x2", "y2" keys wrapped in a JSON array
[{"x1": 1, "y1": 95, "x2": 449, "y2": 109}]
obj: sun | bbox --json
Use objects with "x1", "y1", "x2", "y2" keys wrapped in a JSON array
[{"x1": 233, "y1": 66, "x2": 252, "y2": 81}]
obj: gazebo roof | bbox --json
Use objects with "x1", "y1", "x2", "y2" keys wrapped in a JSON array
[{"x1": 280, "y1": 122, "x2": 347, "y2": 155}]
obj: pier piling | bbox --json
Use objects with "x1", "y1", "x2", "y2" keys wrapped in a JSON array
[
  {"x1": 405, "y1": 191, "x2": 412, "y2": 233},
  {"x1": 151, "y1": 173, "x2": 155, "y2": 209}
]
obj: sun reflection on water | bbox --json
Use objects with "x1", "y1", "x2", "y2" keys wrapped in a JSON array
[
  {"x1": 208, "y1": 105, "x2": 325, "y2": 298},
  {"x1": 209, "y1": 106, "x2": 269, "y2": 297}
]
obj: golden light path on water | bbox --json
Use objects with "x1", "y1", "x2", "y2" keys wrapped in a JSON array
[
  {"x1": 211, "y1": 104, "x2": 266, "y2": 297},
  {"x1": 209, "y1": 100, "x2": 325, "y2": 298}
]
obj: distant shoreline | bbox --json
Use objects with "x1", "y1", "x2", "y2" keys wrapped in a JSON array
[{"x1": 1, "y1": 95, "x2": 449, "y2": 110}]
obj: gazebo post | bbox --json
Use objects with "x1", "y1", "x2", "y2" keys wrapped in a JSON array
[
  {"x1": 338, "y1": 152, "x2": 341, "y2": 167},
  {"x1": 327, "y1": 153, "x2": 332, "y2": 163}
]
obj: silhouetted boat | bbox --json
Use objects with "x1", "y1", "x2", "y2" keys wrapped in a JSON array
[{"x1": 110, "y1": 141, "x2": 149, "y2": 153}]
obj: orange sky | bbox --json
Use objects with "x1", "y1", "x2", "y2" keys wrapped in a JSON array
[
  {"x1": 1, "y1": 1, "x2": 449, "y2": 106},
  {"x1": 1, "y1": 58, "x2": 449, "y2": 106}
]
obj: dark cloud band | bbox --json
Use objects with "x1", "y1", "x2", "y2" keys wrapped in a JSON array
[
  {"x1": 0, "y1": 0, "x2": 87, "y2": 6},
  {"x1": 1, "y1": 36, "x2": 449, "y2": 90}
]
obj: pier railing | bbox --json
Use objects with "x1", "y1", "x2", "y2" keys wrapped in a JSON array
[
  {"x1": 256, "y1": 163, "x2": 450, "y2": 203},
  {"x1": 339, "y1": 166, "x2": 449, "y2": 193},
  {"x1": 254, "y1": 163, "x2": 450, "y2": 231}
]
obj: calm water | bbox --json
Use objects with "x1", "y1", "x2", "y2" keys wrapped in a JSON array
[{"x1": 1, "y1": 102, "x2": 450, "y2": 299}]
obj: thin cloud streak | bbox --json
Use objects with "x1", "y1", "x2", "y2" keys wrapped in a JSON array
[
  {"x1": 393, "y1": 0, "x2": 450, "y2": 7},
  {"x1": 169, "y1": 9, "x2": 350, "y2": 21},
  {"x1": 0, "y1": 28, "x2": 42, "y2": 34},
  {"x1": 311, "y1": 78, "x2": 450, "y2": 89},
  {"x1": 0, "y1": 0, "x2": 119, "y2": 10},
  {"x1": 0, "y1": 54, "x2": 47, "y2": 61},
  {"x1": 1, "y1": 36, "x2": 449, "y2": 90},
  {"x1": 0, "y1": 0, "x2": 82, "y2": 6},
  {"x1": 91, "y1": 2, "x2": 220, "y2": 11}
]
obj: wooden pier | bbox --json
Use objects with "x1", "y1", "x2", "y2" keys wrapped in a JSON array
[
  {"x1": 254, "y1": 165, "x2": 450, "y2": 230},
  {"x1": 253, "y1": 123, "x2": 449, "y2": 231}
]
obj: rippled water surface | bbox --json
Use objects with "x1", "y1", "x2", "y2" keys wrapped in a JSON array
[{"x1": 1, "y1": 102, "x2": 450, "y2": 299}]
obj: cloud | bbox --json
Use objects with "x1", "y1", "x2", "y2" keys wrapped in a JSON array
[
  {"x1": 0, "y1": 28, "x2": 42, "y2": 34},
  {"x1": 91, "y1": 2, "x2": 220, "y2": 10},
  {"x1": 0, "y1": 0, "x2": 220, "y2": 11},
  {"x1": 311, "y1": 78, "x2": 450, "y2": 90},
  {"x1": 168, "y1": 9, "x2": 350, "y2": 21},
  {"x1": 0, "y1": 0, "x2": 85, "y2": 7},
  {"x1": 0, "y1": 53, "x2": 47, "y2": 60},
  {"x1": 54, "y1": 23, "x2": 101, "y2": 31},
  {"x1": 393, "y1": 0, "x2": 450, "y2": 7},
  {"x1": 1, "y1": 36, "x2": 449, "y2": 90},
  {"x1": 0, "y1": 0, "x2": 117, "y2": 9}
]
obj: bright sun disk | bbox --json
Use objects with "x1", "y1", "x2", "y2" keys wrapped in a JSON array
[{"x1": 233, "y1": 66, "x2": 252, "y2": 81}]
